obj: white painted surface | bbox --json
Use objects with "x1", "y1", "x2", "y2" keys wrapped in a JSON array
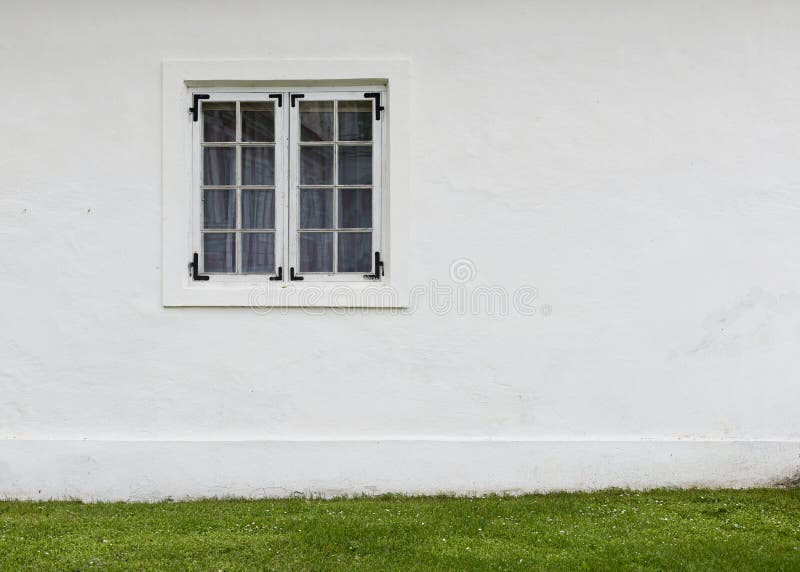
[
  {"x1": 1, "y1": 0, "x2": 800, "y2": 499},
  {"x1": 1, "y1": 441, "x2": 798, "y2": 501}
]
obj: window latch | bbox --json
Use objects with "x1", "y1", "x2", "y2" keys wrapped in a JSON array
[
  {"x1": 189, "y1": 252, "x2": 209, "y2": 281},
  {"x1": 269, "y1": 266, "x2": 283, "y2": 281},
  {"x1": 290, "y1": 267, "x2": 304, "y2": 281},
  {"x1": 363, "y1": 92, "x2": 384, "y2": 120},
  {"x1": 363, "y1": 252, "x2": 385, "y2": 280},
  {"x1": 189, "y1": 94, "x2": 210, "y2": 122}
]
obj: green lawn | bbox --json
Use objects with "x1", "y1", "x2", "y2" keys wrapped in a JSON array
[{"x1": 0, "y1": 489, "x2": 798, "y2": 571}]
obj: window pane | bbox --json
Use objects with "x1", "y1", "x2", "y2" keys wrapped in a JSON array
[
  {"x1": 241, "y1": 233, "x2": 275, "y2": 273},
  {"x1": 338, "y1": 188, "x2": 372, "y2": 229},
  {"x1": 242, "y1": 146, "x2": 275, "y2": 186},
  {"x1": 299, "y1": 100, "x2": 333, "y2": 141},
  {"x1": 203, "y1": 102, "x2": 235, "y2": 142},
  {"x1": 300, "y1": 146, "x2": 334, "y2": 185},
  {"x1": 203, "y1": 147, "x2": 235, "y2": 185},
  {"x1": 203, "y1": 189, "x2": 235, "y2": 229},
  {"x1": 241, "y1": 189, "x2": 274, "y2": 229},
  {"x1": 338, "y1": 146, "x2": 372, "y2": 185},
  {"x1": 241, "y1": 102, "x2": 274, "y2": 142},
  {"x1": 338, "y1": 101, "x2": 372, "y2": 141},
  {"x1": 299, "y1": 232, "x2": 333, "y2": 273},
  {"x1": 337, "y1": 232, "x2": 372, "y2": 272},
  {"x1": 204, "y1": 233, "x2": 235, "y2": 273},
  {"x1": 300, "y1": 188, "x2": 333, "y2": 229}
]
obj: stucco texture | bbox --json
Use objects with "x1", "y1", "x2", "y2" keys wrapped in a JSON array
[{"x1": 1, "y1": 0, "x2": 799, "y2": 497}]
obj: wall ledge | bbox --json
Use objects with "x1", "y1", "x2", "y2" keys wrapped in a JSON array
[{"x1": 1, "y1": 439, "x2": 798, "y2": 501}]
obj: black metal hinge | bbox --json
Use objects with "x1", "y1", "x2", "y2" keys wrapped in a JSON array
[
  {"x1": 290, "y1": 94, "x2": 305, "y2": 107},
  {"x1": 269, "y1": 266, "x2": 283, "y2": 281},
  {"x1": 363, "y1": 252, "x2": 385, "y2": 280},
  {"x1": 189, "y1": 252, "x2": 209, "y2": 281},
  {"x1": 290, "y1": 267, "x2": 304, "y2": 281},
  {"x1": 189, "y1": 94, "x2": 210, "y2": 122},
  {"x1": 269, "y1": 93, "x2": 283, "y2": 107},
  {"x1": 363, "y1": 92, "x2": 384, "y2": 120}
]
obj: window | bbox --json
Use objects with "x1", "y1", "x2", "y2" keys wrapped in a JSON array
[
  {"x1": 190, "y1": 88, "x2": 385, "y2": 283},
  {"x1": 161, "y1": 59, "x2": 409, "y2": 307}
]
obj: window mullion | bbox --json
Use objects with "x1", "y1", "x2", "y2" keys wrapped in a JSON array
[{"x1": 283, "y1": 92, "x2": 290, "y2": 280}]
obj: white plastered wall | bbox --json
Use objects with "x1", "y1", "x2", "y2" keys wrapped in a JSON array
[{"x1": 1, "y1": 0, "x2": 799, "y2": 500}]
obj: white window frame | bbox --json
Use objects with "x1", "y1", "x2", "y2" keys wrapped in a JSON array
[
  {"x1": 192, "y1": 91, "x2": 286, "y2": 283},
  {"x1": 288, "y1": 89, "x2": 383, "y2": 282},
  {"x1": 162, "y1": 59, "x2": 411, "y2": 307}
]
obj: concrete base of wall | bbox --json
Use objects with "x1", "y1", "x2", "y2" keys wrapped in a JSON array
[{"x1": 1, "y1": 440, "x2": 798, "y2": 501}]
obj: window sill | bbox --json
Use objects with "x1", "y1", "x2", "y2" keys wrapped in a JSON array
[{"x1": 165, "y1": 281, "x2": 407, "y2": 309}]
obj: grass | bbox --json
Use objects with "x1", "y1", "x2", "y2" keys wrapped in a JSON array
[{"x1": 0, "y1": 489, "x2": 798, "y2": 571}]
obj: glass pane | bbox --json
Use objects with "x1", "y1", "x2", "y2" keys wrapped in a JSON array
[
  {"x1": 241, "y1": 189, "x2": 274, "y2": 229},
  {"x1": 338, "y1": 146, "x2": 372, "y2": 185},
  {"x1": 203, "y1": 102, "x2": 235, "y2": 142},
  {"x1": 203, "y1": 147, "x2": 235, "y2": 185},
  {"x1": 241, "y1": 102, "x2": 275, "y2": 142},
  {"x1": 242, "y1": 146, "x2": 275, "y2": 186},
  {"x1": 300, "y1": 146, "x2": 334, "y2": 185},
  {"x1": 203, "y1": 189, "x2": 235, "y2": 229},
  {"x1": 337, "y1": 232, "x2": 372, "y2": 272},
  {"x1": 300, "y1": 188, "x2": 333, "y2": 229},
  {"x1": 299, "y1": 100, "x2": 333, "y2": 141},
  {"x1": 338, "y1": 101, "x2": 372, "y2": 141},
  {"x1": 299, "y1": 232, "x2": 333, "y2": 273},
  {"x1": 338, "y1": 188, "x2": 372, "y2": 229},
  {"x1": 204, "y1": 233, "x2": 235, "y2": 273},
  {"x1": 241, "y1": 233, "x2": 275, "y2": 273}
]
